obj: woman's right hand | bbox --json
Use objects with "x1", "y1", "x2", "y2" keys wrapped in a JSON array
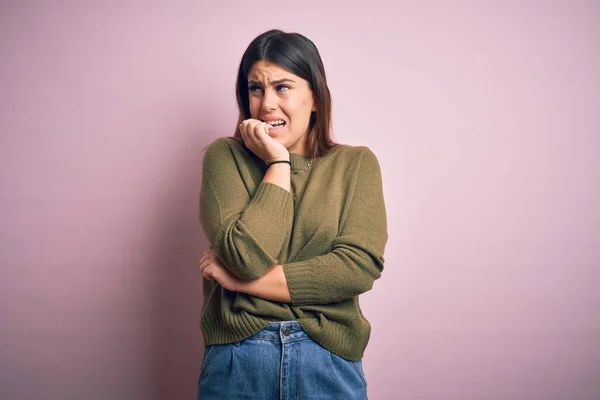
[{"x1": 238, "y1": 118, "x2": 289, "y2": 163}]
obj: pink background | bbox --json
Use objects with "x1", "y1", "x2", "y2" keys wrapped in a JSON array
[{"x1": 1, "y1": 1, "x2": 599, "y2": 399}]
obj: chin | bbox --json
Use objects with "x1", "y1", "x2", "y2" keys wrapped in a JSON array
[{"x1": 272, "y1": 137, "x2": 288, "y2": 147}]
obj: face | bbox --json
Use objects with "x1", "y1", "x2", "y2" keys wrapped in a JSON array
[{"x1": 247, "y1": 60, "x2": 316, "y2": 155}]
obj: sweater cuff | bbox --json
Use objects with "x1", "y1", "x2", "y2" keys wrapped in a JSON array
[{"x1": 283, "y1": 260, "x2": 322, "y2": 305}]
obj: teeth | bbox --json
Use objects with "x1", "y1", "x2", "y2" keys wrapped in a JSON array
[{"x1": 265, "y1": 120, "x2": 285, "y2": 126}]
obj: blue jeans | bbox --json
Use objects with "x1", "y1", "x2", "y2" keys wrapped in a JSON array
[{"x1": 197, "y1": 321, "x2": 368, "y2": 399}]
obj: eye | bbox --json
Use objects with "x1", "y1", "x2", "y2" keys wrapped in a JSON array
[
  {"x1": 276, "y1": 85, "x2": 290, "y2": 92},
  {"x1": 248, "y1": 85, "x2": 263, "y2": 92}
]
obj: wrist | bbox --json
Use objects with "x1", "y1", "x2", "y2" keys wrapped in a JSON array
[
  {"x1": 266, "y1": 160, "x2": 291, "y2": 168},
  {"x1": 234, "y1": 278, "x2": 246, "y2": 293},
  {"x1": 266, "y1": 153, "x2": 290, "y2": 163}
]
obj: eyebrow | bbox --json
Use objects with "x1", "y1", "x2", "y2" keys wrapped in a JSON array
[{"x1": 248, "y1": 78, "x2": 296, "y2": 86}]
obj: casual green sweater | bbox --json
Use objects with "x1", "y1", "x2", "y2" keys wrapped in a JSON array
[{"x1": 198, "y1": 137, "x2": 388, "y2": 361}]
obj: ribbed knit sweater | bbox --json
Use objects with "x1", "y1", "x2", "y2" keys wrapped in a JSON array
[{"x1": 198, "y1": 137, "x2": 388, "y2": 361}]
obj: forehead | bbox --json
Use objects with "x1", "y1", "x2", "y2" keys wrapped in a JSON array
[{"x1": 248, "y1": 60, "x2": 300, "y2": 81}]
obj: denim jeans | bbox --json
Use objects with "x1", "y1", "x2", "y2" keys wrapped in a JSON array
[{"x1": 197, "y1": 321, "x2": 368, "y2": 399}]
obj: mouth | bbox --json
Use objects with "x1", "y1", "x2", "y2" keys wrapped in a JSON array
[{"x1": 262, "y1": 119, "x2": 287, "y2": 131}]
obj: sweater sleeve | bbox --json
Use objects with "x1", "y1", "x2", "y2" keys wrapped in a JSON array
[
  {"x1": 282, "y1": 147, "x2": 388, "y2": 305},
  {"x1": 199, "y1": 138, "x2": 294, "y2": 280}
]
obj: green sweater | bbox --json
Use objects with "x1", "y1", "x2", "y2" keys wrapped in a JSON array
[{"x1": 198, "y1": 137, "x2": 388, "y2": 361}]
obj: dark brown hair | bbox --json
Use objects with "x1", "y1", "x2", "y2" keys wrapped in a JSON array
[{"x1": 232, "y1": 29, "x2": 337, "y2": 158}]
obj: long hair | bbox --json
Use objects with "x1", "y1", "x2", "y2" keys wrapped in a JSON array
[{"x1": 232, "y1": 29, "x2": 337, "y2": 158}]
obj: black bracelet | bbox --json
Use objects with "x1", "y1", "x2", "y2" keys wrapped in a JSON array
[{"x1": 266, "y1": 160, "x2": 291, "y2": 167}]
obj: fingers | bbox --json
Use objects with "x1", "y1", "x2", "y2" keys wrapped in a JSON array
[
  {"x1": 199, "y1": 256, "x2": 208, "y2": 274},
  {"x1": 199, "y1": 248, "x2": 217, "y2": 279},
  {"x1": 198, "y1": 250, "x2": 235, "y2": 290},
  {"x1": 239, "y1": 119, "x2": 271, "y2": 146},
  {"x1": 239, "y1": 119, "x2": 257, "y2": 143},
  {"x1": 238, "y1": 118, "x2": 288, "y2": 163},
  {"x1": 200, "y1": 260, "x2": 214, "y2": 281},
  {"x1": 253, "y1": 121, "x2": 272, "y2": 139},
  {"x1": 200, "y1": 248, "x2": 215, "y2": 260}
]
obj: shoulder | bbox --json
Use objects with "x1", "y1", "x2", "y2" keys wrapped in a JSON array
[
  {"x1": 328, "y1": 144, "x2": 381, "y2": 169},
  {"x1": 202, "y1": 137, "x2": 256, "y2": 166},
  {"x1": 203, "y1": 136, "x2": 242, "y2": 157}
]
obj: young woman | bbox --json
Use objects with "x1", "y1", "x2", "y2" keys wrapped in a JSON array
[{"x1": 197, "y1": 29, "x2": 388, "y2": 399}]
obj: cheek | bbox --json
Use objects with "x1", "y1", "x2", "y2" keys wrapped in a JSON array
[
  {"x1": 284, "y1": 99, "x2": 311, "y2": 122},
  {"x1": 248, "y1": 97, "x2": 260, "y2": 116},
  {"x1": 289, "y1": 106, "x2": 312, "y2": 126}
]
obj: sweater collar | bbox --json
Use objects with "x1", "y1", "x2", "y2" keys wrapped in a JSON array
[
  {"x1": 288, "y1": 145, "x2": 344, "y2": 171},
  {"x1": 289, "y1": 152, "x2": 313, "y2": 171}
]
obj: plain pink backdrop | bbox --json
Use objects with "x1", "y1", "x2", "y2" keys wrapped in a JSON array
[{"x1": 1, "y1": 1, "x2": 599, "y2": 399}]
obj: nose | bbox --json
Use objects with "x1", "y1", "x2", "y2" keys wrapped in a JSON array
[{"x1": 260, "y1": 88, "x2": 278, "y2": 112}]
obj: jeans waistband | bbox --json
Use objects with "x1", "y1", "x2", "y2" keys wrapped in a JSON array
[{"x1": 247, "y1": 321, "x2": 309, "y2": 343}]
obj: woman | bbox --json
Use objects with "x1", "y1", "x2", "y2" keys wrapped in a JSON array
[{"x1": 197, "y1": 29, "x2": 387, "y2": 399}]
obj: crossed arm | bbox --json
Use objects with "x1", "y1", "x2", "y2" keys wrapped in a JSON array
[
  {"x1": 198, "y1": 137, "x2": 295, "y2": 301},
  {"x1": 199, "y1": 250, "x2": 292, "y2": 302},
  {"x1": 198, "y1": 139, "x2": 387, "y2": 305}
]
